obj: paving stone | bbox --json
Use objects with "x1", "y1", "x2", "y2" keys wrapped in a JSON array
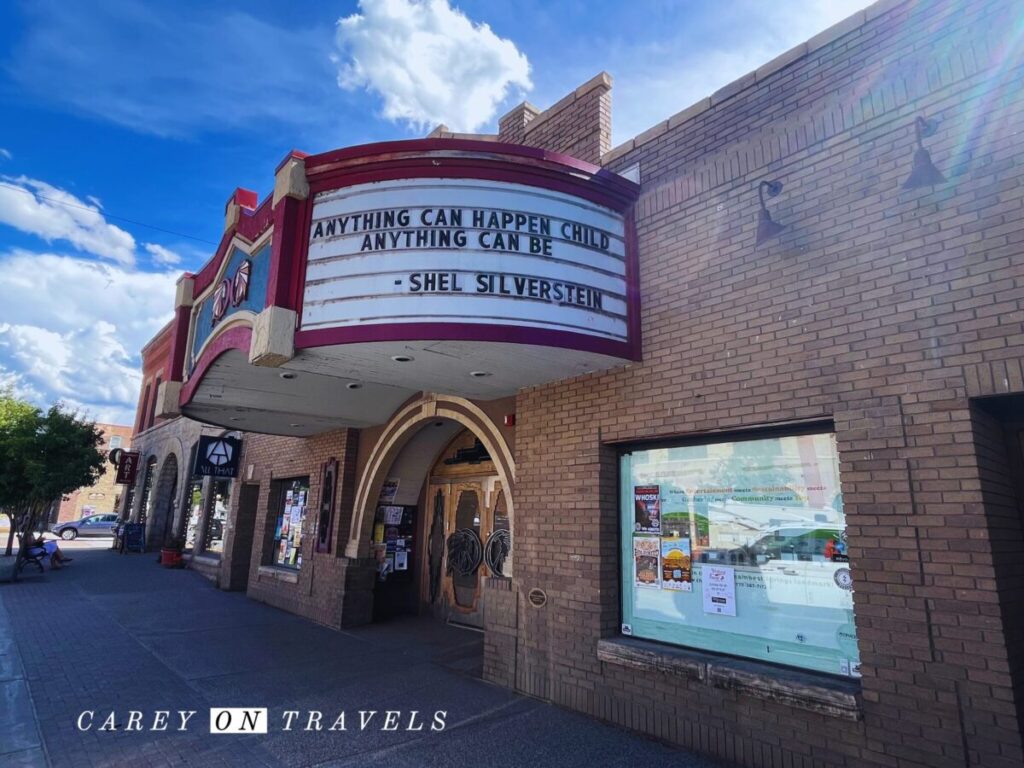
[{"x1": 0, "y1": 543, "x2": 724, "y2": 767}]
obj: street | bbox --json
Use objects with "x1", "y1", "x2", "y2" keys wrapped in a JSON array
[{"x1": 0, "y1": 540, "x2": 722, "y2": 768}]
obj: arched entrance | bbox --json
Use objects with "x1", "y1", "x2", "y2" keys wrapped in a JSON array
[
  {"x1": 352, "y1": 395, "x2": 515, "y2": 628},
  {"x1": 149, "y1": 454, "x2": 179, "y2": 548}
]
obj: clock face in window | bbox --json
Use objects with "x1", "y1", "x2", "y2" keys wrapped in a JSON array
[{"x1": 834, "y1": 568, "x2": 853, "y2": 591}]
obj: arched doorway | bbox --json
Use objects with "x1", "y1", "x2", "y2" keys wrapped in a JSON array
[
  {"x1": 149, "y1": 454, "x2": 179, "y2": 548},
  {"x1": 354, "y1": 395, "x2": 515, "y2": 628}
]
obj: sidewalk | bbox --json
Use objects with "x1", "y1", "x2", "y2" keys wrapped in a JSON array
[{"x1": 0, "y1": 543, "x2": 725, "y2": 768}]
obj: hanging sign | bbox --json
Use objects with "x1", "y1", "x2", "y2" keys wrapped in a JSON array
[
  {"x1": 115, "y1": 451, "x2": 140, "y2": 485},
  {"x1": 193, "y1": 436, "x2": 242, "y2": 478}
]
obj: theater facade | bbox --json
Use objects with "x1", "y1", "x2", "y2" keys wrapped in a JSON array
[{"x1": 122, "y1": 1, "x2": 1024, "y2": 765}]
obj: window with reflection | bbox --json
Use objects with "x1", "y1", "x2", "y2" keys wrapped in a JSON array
[
  {"x1": 137, "y1": 456, "x2": 157, "y2": 525},
  {"x1": 621, "y1": 431, "x2": 858, "y2": 677},
  {"x1": 182, "y1": 479, "x2": 203, "y2": 552},
  {"x1": 201, "y1": 479, "x2": 231, "y2": 555}
]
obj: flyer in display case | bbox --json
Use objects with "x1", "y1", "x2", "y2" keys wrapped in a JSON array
[
  {"x1": 633, "y1": 536, "x2": 660, "y2": 588},
  {"x1": 661, "y1": 538, "x2": 692, "y2": 591},
  {"x1": 634, "y1": 485, "x2": 661, "y2": 533}
]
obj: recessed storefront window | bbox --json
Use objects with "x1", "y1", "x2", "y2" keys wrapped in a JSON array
[
  {"x1": 137, "y1": 456, "x2": 157, "y2": 525},
  {"x1": 272, "y1": 478, "x2": 309, "y2": 569},
  {"x1": 202, "y1": 480, "x2": 231, "y2": 555},
  {"x1": 182, "y1": 479, "x2": 203, "y2": 552},
  {"x1": 621, "y1": 431, "x2": 858, "y2": 677}
]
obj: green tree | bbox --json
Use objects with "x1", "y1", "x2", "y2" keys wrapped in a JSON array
[
  {"x1": 0, "y1": 390, "x2": 40, "y2": 556},
  {"x1": 0, "y1": 392, "x2": 107, "y2": 576}
]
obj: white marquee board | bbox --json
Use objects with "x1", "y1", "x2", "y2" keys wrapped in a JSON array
[{"x1": 302, "y1": 178, "x2": 629, "y2": 343}]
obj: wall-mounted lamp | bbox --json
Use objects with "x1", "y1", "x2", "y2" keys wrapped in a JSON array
[
  {"x1": 903, "y1": 116, "x2": 946, "y2": 189},
  {"x1": 756, "y1": 180, "x2": 785, "y2": 245}
]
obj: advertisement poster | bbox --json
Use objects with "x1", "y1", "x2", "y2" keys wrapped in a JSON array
[
  {"x1": 382, "y1": 506, "x2": 404, "y2": 525},
  {"x1": 395, "y1": 551, "x2": 409, "y2": 571},
  {"x1": 379, "y1": 478, "x2": 400, "y2": 503},
  {"x1": 633, "y1": 536, "x2": 661, "y2": 589},
  {"x1": 702, "y1": 565, "x2": 737, "y2": 616},
  {"x1": 634, "y1": 485, "x2": 661, "y2": 533},
  {"x1": 661, "y1": 538, "x2": 692, "y2": 591}
]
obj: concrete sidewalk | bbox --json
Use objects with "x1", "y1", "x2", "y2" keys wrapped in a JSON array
[{"x1": 0, "y1": 543, "x2": 724, "y2": 768}]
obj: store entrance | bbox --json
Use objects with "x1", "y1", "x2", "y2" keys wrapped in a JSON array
[{"x1": 370, "y1": 424, "x2": 512, "y2": 629}]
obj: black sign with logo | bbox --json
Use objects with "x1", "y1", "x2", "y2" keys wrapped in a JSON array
[{"x1": 193, "y1": 436, "x2": 242, "y2": 478}]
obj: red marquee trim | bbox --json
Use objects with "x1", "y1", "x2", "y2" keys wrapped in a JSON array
[
  {"x1": 294, "y1": 323, "x2": 636, "y2": 362},
  {"x1": 179, "y1": 325, "x2": 253, "y2": 407}
]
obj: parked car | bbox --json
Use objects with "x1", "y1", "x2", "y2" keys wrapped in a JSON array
[{"x1": 51, "y1": 513, "x2": 119, "y2": 540}]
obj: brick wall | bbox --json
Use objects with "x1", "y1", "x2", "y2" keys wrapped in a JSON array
[
  {"x1": 503, "y1": 0, "x2": 1024, "y2": 765},
  {"x1": 58, "y1": 423, "x2": 133, "y2": 522},
  {"x1": 498, "y1": 73, "x2": 611, "y2": 165},
  {"x1": 231, "y1": 428, "x2": 369, "y2": 629}
]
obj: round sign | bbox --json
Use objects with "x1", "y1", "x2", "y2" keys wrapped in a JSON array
[
  {"x1": 528, "y1": 588, "x2": 547, "y2": 608},
  {"x1": 108, "y1": 448, "x2": 123, "y2": 466},
  {"x1": 833, "y1": 568, "x2": 853, "y2": 591}
]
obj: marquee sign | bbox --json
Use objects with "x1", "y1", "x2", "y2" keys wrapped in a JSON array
[{"x1": 302, "y1": 178, "x2": 629, "y2": 344}]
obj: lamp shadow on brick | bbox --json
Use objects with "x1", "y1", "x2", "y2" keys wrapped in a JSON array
[
  {"x1": 755, "y1": 180, "x2": 786, "y2": 245},
  {"x1": 902, "y1": 116, "x2": 946, "y2": 189}
]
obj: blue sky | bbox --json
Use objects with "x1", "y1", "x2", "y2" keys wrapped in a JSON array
[{"x1": 0, "y1": 0, "x2": 870, "y2": 424}]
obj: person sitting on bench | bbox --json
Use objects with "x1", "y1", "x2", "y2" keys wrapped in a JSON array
[{"x1": 25, "y1": 535, "x2": 73, "y2": 570}]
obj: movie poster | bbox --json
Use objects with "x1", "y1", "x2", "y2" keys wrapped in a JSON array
[
  {"x1": 661, "y1": 538, "x2": 692, "y2": 591},
  {"x1": 634, "y1": 485, "x2": 662, "y2": 533},
  {"x1": 633, "y1": 536, "x2": 661, "y2": 589}
]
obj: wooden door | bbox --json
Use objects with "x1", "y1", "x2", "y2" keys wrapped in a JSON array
[{"x1": 422, "y1": 431, "x2": 505, "y2": 628}]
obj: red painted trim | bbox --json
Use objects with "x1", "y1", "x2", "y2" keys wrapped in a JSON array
[
  {"x1": 166, "y1": 303, "x2": 192, "y2": 383},
  {"x1": 275, "y1": 149, "x2": 310, "y2": 174},
  {"x1": 179, "y1": 325, "x2": 253, "y2": 407},
  {"x1": 294, "y1": 323, "x2": 632, "y2": 361},
  {"x1": 305, "y1": 139, "x2": 616, "y2": 183},
  {"x1": 306, "y1": 150, "x2": 638, "y2": 213},
  {"x1": 623, "y1": 205, "x2": 642, "y2": 361},
  {"x1": 193, "y1": 197, "x2": 275, "y2": 296}
]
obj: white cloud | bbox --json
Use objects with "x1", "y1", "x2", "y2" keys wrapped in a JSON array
[
  {"x1": 0, "y1": 251, "x2": 178, "y2": 424},
  {"x1": 0, "y1": 176, "x2": 137, "y2": 265},
  {"x1": 144, "y1": 242, "x2": 182, "y2": 266},
  {"x1": 0, "y1": 149, "x2": 11, "y2": 160},
  {"x1": 335, "y1": 0, "x2": 531, "y2": 132}
]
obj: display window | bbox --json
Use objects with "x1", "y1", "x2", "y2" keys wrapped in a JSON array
[
  {"x1": 273, "y1": 478, "x2": 309, "y2": 569},
  {"x1": 182, "y1": 479, "x2": 203, "y2": 552},
  {"x1": 137, "y1": 456, "x2": 157, "y2": 525},
  {"x1": 202, "y1": 479, "x2": 231, "y2": 555},
  {"x1": 620, "y1": 431, "x2": 858, "y2": 677}
]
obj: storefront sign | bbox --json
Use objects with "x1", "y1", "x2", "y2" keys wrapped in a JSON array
[
  {"x1": 115, "y1": 451, "x2": 140, "y2": 485},
  {"x1": 193, "y1": 436, "x2": 242, "y2": 478},
  {"x1": 304, "y1": 178, "x2": 630, "y2": 344}
]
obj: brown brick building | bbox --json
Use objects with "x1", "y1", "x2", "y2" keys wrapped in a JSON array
[
  {"x1": 127, "y1": 1, "x2": 1024, "y2": 765},
  {"x1": 56, "y1": 422, "x2": 131, "y2": 523}
]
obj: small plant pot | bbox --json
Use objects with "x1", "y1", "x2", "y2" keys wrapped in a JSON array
[{"x1": 160, "y1": 548, "x2": 183, "y2": 568}]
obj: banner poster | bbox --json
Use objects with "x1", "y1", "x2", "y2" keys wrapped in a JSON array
[
  {"x1": 634, "y1": 485, "x2": 662, "y2": 533},
  {"x1": 633, "y1": 536, "x2": 661, "y2": 589},
  {"x1": 702, "y1": 565, "x2": 737, "y2": 616},
  {"x1": 661, "y1": 538, "x2": 693, "y2": 591}
]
